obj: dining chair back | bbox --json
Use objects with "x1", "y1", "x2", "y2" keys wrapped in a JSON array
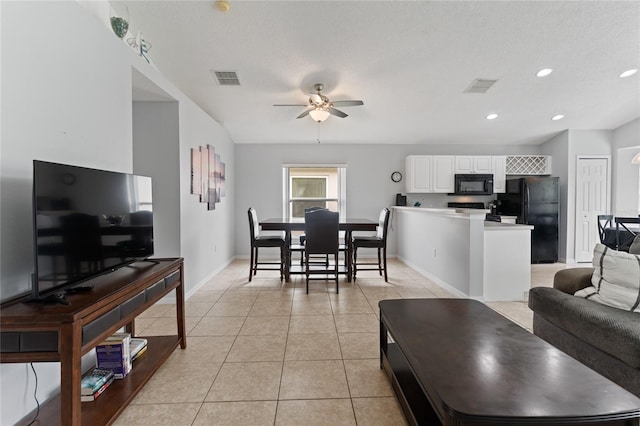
[
  {"x1": 304, "y1": 209, "x2": 339, "y2": 293},
  {"x1": 597, "y1": 215, "x2": 613, "y2": 245},
  {"x1": 353, "y1": 207, "x2": 391, "y2": 282},
  {"x1": 247, "y1": 207, "x2": 285, "y2": 281},
  {"x1": 615, "y1": 216, "x2": 640, "y2": 252}
]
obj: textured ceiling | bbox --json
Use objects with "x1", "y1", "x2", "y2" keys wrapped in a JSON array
[{"x1": 125, "y1": 1, "x2": 640, "y2": 145}]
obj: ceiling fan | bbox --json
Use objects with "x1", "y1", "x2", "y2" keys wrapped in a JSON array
[{"x1": 274, "y1": 83, "x2": 364, "y2": 122}]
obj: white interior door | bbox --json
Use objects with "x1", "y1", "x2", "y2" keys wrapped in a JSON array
[{"x1": 575, "y1": 157, "x2": 610, "y2": 262}]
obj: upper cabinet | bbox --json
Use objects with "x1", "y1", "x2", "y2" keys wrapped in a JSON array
[
  {"x1": 405, "y1": 155, "x2": 454, "y2": 193},
  {"x1": 406, "y1": 155, "x2": 431, "y2": 193},
  {"x1": 505, "y1": 155, "x2": 552, "y2": 175},
  {"x1": 454, "y1": 156, "x2": 492, "y2": 174},
  {"x1": 492, "y1": 156, "x2": 506, "y2": 193},
  {"x1": 432, "y1": 156, "x2": 455, "y2": 192},
  {"x1": 406, "y1": 155, "x2": 507, "y2": 194}
]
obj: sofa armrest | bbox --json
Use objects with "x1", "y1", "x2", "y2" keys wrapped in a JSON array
[{"x1": 553, "y1": 267, "x2": 595, "y2": 295}]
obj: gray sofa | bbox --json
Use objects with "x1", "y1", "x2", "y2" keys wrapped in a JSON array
[{"x1": 528, "y1": 267, "x2": 640, "y2": 397}]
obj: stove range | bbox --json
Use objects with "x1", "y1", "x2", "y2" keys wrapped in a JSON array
[{"x1": 447, "y1": 202, "x2": 486, "y2": 209}]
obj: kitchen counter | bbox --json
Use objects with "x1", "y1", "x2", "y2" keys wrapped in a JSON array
[
  {"x1": 484, "y1": 221, "x2": 531, "y2": 230},
  {"x1": 391, "y1": 206, "x2": 532, "y2": 301},
  {"x1": 394, "y1": 206, "x2": 520, "y2": 225}
]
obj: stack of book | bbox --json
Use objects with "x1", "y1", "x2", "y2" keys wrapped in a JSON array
[
  {"x1": 130, "y1": 337, "x2": 148, "y2": 362},
  {"x1": 96, "y1": 332, "x2": 132, "y2": 379},
  {"x1": 81, "y1": 368, "x2": 114, "y2": 402}
]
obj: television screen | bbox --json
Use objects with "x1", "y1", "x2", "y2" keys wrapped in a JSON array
[{"x1": 32, "y1": 160, "x2": 154, "y2": 300}]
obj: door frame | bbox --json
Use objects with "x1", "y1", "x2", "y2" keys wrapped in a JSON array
[{"x1": 574, "y1": 155, "x2": 611, "y2": 263}]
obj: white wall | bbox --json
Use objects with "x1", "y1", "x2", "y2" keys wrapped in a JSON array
[
  {"x1": 566, "y1": 130, "x2": 613, "y2": 262},
  {"x1": 0, "y1": 2, "x2": 234, "y2": 424},
  {"x1": 234, "y1": 143, "x2": 539, "y2": 259},
  {"x1": 133, "y1": 101, "x2": 181, "y2": 258},
  {"x1": 541, "y1": 130, "x2": 614, "y2": 262},
  {"x1": 541, "y1": 131, "x2": 569, "y2": 260},
  {"x1": 612, "y1": 118, "x2": 640, "y2": 215},
  {"x1": 178, "y1": 99, "x2": 235, "y2": 293},
  {"x1": 1, "y1": 2, "x2": 133, "y2": 303}
]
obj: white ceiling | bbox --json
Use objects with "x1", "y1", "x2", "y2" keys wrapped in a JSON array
[{"x1": 124, "y1": 1, "x2": 640, "y2": 145}]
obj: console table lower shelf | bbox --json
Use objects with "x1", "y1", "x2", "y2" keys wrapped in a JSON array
[
  {"x1": 1, "y1": 258, "x2": 186, "y2": 426},
  {"x1": 379, "y1": 298, "x2": 640, "y2": 426},
  {"x1": 19, "y1": 335, "x2": 180, "y2": 426}
]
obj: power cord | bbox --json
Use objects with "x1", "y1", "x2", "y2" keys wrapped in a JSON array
[{"x1": 26, "y1": 363, "x2": 40, "y2": 426}]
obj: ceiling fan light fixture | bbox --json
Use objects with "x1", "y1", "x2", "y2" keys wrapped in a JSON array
[{"x1": 309, "y1": 108, "x2": 330, "y2": 122}]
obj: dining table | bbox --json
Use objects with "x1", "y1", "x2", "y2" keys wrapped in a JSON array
[{"x1": 259, "y1": 217, "x2": 378, "y2": 282}]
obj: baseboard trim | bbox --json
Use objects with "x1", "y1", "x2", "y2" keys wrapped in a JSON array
[{"x1": 396, "y1": 256, "x2": 470, "y2": 300}]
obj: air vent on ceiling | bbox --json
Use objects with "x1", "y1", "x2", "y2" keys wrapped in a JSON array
[
  {"x1": 211, "y1": 70, "x2": 240, "y2": 86},
  {"x1": 463, "y1": 78, "x2": 497, "y2": 94}
]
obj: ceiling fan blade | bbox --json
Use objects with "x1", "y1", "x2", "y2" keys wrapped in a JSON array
[
  {"x1": 273, "y1": 104, "x2": 308, "y2": 107},
  {"x1": 328, "y1": 108, "x2": 348, "y2": 118},
  {"x1": 331, "y1": 100, "x2": 364, "y2": 107},
  {"x1": 296, "y1": 109, "x2": 311, "y2": 119}
]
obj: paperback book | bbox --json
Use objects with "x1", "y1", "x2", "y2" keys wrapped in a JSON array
[
  {"x1": 81, "y1": 376, "x2": 114, "y2": 402},
  {"x1": 96, "y1": 333, "x2": 132, "y2": 379},
  {"x1": 132, "y1": 345, "x2": 147, "y2": 362},
  {"x1": 81, "y1": 368, "x2": 114, "y2": 396},
  {"x1": 130, "y1": 337, "x2": 148, "y2": 362}
]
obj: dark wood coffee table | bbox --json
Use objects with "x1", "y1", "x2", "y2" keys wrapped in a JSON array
[{"x1": 379, "y1": 299, "x2": 640, "y2": 426}]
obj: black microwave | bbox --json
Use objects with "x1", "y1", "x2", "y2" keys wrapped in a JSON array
[{"x1": 453, "y1": 174, "x2": 493, "y2": 195}]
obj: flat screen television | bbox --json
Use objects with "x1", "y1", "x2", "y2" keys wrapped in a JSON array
[{"x1": 32, "y1": 160, "x2": 154, "y2": 303}]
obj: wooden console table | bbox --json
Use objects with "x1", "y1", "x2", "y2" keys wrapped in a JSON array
[
  {"x1": 0, "y1": 258, "x2": 186, "y2": 426},
  {"x1": 379, "y1": 298, "x2": 640, "y2": 426}
]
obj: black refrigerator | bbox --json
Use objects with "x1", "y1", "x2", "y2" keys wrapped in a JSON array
[{"x1": 497, "y1": 177, "x2": 559, "y2": 263}]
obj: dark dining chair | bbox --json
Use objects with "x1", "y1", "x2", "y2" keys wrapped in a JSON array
[
  {"x1": 290, "y1": 207, "x2": 327, "y2": 267},
  {"x1": 615, "y1": 216, "x2": 640, "y2": 252},
  {"x1": 304, "y1": 209, "x2": 340, "y2": 294},
  {"x1": 353, "y1": 208, "x2": 391, "y2": 282},
  {"x1": 597, "y1": 215, "x2": 614, "y2": 247},
  {"x1": 247, "y1": 207, "x2": 285, "y2": 281}
]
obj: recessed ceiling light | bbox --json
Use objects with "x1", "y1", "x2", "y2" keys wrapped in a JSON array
[
  {"x1": 551, "y1": 114, "x2": 565, "y2": 121},
  {"x1": 486, "y1": 113, "x2": 498, "y2": 120},
  {"x1": 620, "y1": 69, "x2": 638, "y2": 78},
  {"x1": 536, "y1": 68, "x2": 553, "y2": 77}
]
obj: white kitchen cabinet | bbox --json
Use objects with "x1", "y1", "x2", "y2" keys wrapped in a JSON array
[
  {"x1": 455, "y1": 156, "x2": 492, "y2": 174},
  {"x1": 492, "y1": 156, "x2": 506, "y2": 193},
  {"x1": 405, "y1": 155, "x2": 454, "y2": 193},
  {"x1": 432, "y1": 155, "x2": 455, "y2": 193},
  {"x1": 406, "y1": 155, "x2": 432, "y2": 193},
  {"x1": 454, "y1": 156, "x2": 474, "y2": 173}
]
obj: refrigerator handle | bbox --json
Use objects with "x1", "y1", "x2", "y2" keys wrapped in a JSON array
[{"x1": 524, "y1": 186, "x2": 530, "y2": 223}]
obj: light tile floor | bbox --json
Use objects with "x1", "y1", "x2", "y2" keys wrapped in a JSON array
[{"x1": 114, "y1": 259, "x2": 578, "y2": 426}]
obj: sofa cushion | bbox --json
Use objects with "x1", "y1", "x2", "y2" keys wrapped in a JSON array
[
  {"x1": 574, "y1": 243, "x2": 640, "y2": 313},
  {"x1": 529, "y1": 286, "x2": 640, "y2": 368},
  {"x1": 630, "y1": 234, "x2": 640, "y2": 255}
]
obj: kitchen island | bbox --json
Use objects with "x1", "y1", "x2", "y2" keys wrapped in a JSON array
[{"x1": 392, "y1": 207, "x2": 533, "y2": 301}]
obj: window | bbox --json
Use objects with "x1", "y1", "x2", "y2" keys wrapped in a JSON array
[{"x1": 283, "y1": 165, "x2": 346, "y2": 219}]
